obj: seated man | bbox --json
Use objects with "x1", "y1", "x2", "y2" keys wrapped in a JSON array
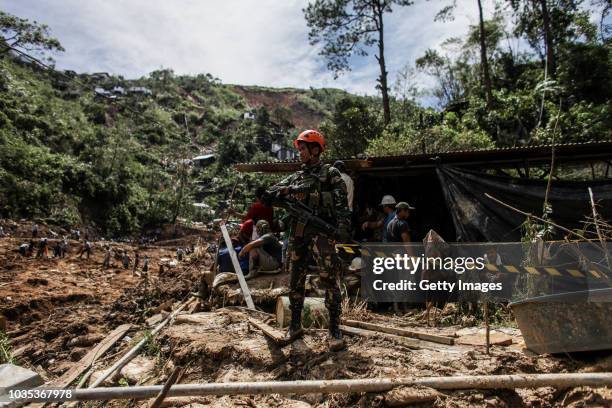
[{"x1": 238, "y1": 220, "x2": 282, "y2": 280}]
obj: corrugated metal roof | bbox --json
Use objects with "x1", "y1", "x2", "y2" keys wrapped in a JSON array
[{"x1": 235, "y1": 141, "x2": 612, "y2": 173}]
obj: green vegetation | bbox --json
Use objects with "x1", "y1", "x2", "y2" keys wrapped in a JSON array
[
  {"x1": 0, "y1": 330, "x2": 15, "y2": 364},
  {"x1": 0, "y1": 3, "x2": 609, "y2": 236},
  {"x1": 357, "y1": 0, "x2": 611, "y2": 156}
]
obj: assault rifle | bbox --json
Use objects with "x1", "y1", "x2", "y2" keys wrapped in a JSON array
[{"x1": 262, "y1": 189, "x2": 340, "y2": 239}]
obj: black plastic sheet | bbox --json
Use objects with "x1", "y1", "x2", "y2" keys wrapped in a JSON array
[{"x1": 436, "y1": 166, "x2": 612, "y2": 242}]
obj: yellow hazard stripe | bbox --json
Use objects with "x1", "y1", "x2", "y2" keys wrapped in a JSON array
[
  {"x1": 544, "y1": 267, "x2": 562, "y2": 277},
  {"x1": 524, "y1": 266, "x2": 540, "y2": 275},
  {"x1": 589, "y1": 269, "x2": 603, "y2": 278},
  {"x1": 503, "y1": 265, "x2": 520, "y2": 273},
  {"x1": 566, "y1": 269, "x2": 585, "y2": 278},
  {"x1": 485, "y1": 264, "x2": 498, "y2": 272}
]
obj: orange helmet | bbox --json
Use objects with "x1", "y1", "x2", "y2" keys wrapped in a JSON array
[{"x1": 294, "y1": 129, "x2": 325, "y2": 153}]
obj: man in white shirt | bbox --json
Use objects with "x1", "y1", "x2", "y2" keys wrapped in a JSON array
[{"x1": 333, "y1": 161, "x2": 353, "y2": 212}]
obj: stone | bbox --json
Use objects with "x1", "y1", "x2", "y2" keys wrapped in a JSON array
[
  {"x1": 0, "y1": 364, "x2": 44, "y2": 388},
  {"x1": 119, "y1": 356, "x2": 156, "y2": 384}
]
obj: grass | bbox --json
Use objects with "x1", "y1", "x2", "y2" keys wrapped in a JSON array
[{"x1": 0, "y1": 330, "x2": 15, "y2": 364}]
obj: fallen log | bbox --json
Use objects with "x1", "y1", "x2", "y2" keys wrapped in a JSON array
[
  {"x1": 343, "y1": 320, "x2": 454, "y2": 345},
  {"x1": 276, "y1": 296, "x2": 328, "y2": 328},
  {"x1": 10, "y1": 373, "x2": 612, "y2": 402}
]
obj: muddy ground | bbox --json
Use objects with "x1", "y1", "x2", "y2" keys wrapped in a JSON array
[{"x1": 0, "y1": 224, "x2": 610, "y2": 408}]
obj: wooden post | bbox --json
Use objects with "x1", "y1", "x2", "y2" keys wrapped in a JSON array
[
  {"x1": 484, "y1": 302, "x2": 490, "y2": 355},
  {"x1": 219, "y1": 222, "x2": 255, "y2": 309}
]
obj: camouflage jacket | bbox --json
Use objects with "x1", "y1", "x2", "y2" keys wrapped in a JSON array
[{"x1": 269, "y1": 161, "x2": 351, "y2": 236}]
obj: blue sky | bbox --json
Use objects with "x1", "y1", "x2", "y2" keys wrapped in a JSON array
[{"x1": 3, "y1": 0, "x2": 492, "y2": 97}]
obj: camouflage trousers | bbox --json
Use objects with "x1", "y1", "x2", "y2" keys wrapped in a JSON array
[{"x1": 288, "y1": 234, "x2": 343, "y2": 317}]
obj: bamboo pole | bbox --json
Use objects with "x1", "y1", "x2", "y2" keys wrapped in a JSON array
[
  {"x1": 12, "y1": 373, "x2": 612, "y2": 402},
  {"x1": 89, "y1": 298, "x2": 192, "y2": 388},
  {"x1": 219, "y1": 222, "x2": 255, "y2": 309}
]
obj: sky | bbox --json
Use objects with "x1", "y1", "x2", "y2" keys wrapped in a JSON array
[{"x1": 2, "y1": 0, "x2": 491, "y2": 98}]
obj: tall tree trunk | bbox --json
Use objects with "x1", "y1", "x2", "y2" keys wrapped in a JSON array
[
  {"x1": 539, "y1": 0, "x2": 556, "y2": 78},
  {"x1": 477, "y1": 0, "x2": 493, "y2": 108},
  {"x1": 376, "y1": 6, "x2": 391, "y2": 125}
]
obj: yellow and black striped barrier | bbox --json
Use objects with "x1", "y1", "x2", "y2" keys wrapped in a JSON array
[
  {"x1": 482, "y1": 263, "x2": 607, "y2": 280},
  {"x1": 335, "y1": 244, "x2": 362, "y2": 256}
]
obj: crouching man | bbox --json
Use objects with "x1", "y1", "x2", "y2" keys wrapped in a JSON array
[{"x1": 238, "y1": 220, "x2": 282, "y2": 280}]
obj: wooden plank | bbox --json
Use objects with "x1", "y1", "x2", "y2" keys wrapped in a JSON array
[
  {"x1": 49, "y1": 324, "x2": 132, "y2": 387},
  {"x1": 344, "y1": 320, "x2": 455, "y2": 345},
  {"x1": 339, "y1": 325, "x2": 421, "y2": 350},
  {"x1": 219, "y1": 223, "x2": 255, "y2": 309},
  {"x1": 248, "y1": 318, "x2": 288, "y2": 345},
  {"x1": 457, "y1": 332, "x2": 513, "y2": 347}
]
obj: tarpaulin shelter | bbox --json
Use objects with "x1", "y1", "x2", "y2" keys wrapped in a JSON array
[{"x1": 235, "y1": 141, "x2": 612, "y2": 242}]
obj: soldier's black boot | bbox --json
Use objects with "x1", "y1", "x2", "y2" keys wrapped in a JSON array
[
  {"x1": 328, "y1": 308, "x2": 345, "y2": 351},
  {"x1": 284, "y1": 306, "x2": 304, "y2": 342}
]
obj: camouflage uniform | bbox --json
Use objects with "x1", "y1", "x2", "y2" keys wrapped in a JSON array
[{"x1": 269, "y1": 162, "x2": 350, "y2": 326}]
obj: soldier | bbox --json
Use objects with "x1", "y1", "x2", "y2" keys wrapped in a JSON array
[{"x1": 266, "y1": 129, "x2": 350, "y2": 350}]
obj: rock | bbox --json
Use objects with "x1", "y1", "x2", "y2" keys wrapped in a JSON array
[
  {"x1": 69, "y1": 347, "x2": 88, "y2": 361},
  {"x1": 68, "y1": 334, "x2": 105, "y2": 347},
  {"x1": 119, "y1": 355, "x2": 156, "y2": 384},
  {"x1": 385, "y1": 385, "x2": 443, "y2": 406},
  {"x1": 89, "y1": 369, "x2": 116, "y2": 386},
  {"x1": 0, "y1": 363, "x2": 43, "y2": 388}
]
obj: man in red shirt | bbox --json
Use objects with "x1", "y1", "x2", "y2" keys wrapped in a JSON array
[{"x1": 230, "y1": 187, "x2": 273, "y2": 226}]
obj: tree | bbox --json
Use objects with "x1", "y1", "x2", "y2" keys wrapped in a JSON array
[
  {"x1": 434, "y1": 0, "x2": 493, "y2": 106},
  {"x1": 509, "y1": 0, "x2": 597, "y2": 78},
  {"x1": 415, "y1": 48, "x2": 465, "y2": 107},
  {"x1": 0, "y1": 11, "x2": 64, "y2": 59},
  {"x1": 476, "y1": 0, "x2": 493, "y2": 106},
  {"x1": 321, "y1": 96, "x2": 383, "y2": 157},
  {"x1": 304, "y1": 0, "x2": 413, "y2": 125}
]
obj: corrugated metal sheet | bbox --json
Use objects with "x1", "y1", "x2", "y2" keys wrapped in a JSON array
[{"x1": 235, "y1": 141, "x2": 612, "y2": 173}]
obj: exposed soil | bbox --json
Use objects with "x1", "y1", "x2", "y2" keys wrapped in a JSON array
[{"x1": 1, "y1": 222, "x2": 610, "y2": 407}]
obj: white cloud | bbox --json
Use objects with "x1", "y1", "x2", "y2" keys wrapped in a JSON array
[{"x1": 3, "y1": 0, "x2": 484, "y2": 97}]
